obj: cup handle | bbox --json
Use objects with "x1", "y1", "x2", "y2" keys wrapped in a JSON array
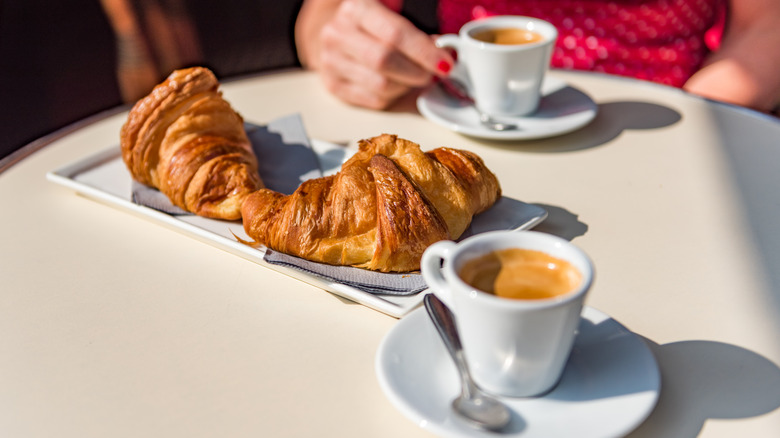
[
  {"x1": 435, "y1": 34, "x2": 469, "y2": 84},
  {"x1": 435, "y1": 33, "x2": 460, "y2": 51},
  {"x1": 421, "y1": 240, "x2": 458, "y2": 308}
]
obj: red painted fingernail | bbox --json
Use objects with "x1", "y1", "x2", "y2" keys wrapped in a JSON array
[{"x1": 437, "y1": 60, "x2": 452, "y2": 74}]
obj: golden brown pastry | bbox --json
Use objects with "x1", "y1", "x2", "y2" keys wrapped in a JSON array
[
  {"x1": 120, "y1": 67, "x2": 263, "y2": 220},
  {"x1": 241, "y1": 134, "x2": 501, "y2": 272}
]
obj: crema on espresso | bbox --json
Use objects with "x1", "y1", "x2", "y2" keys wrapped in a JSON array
[
  {"x1": 458, "y1": 248, "x2": 582, "y2": 300},
  {"x1": 471, "y1": 27, "x2": 545, "y2": 45}
]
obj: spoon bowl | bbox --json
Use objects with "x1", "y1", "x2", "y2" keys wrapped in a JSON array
[
  {"x1": 423, "y1": 294, "x2": 512, "y2": 431},
  {"x1": 478, "y1": 112, "x2": 518, "y2": 132}
]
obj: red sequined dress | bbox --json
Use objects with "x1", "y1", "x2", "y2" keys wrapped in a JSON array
[{"x1": 438, "y1": 0, "x2": 726, "y2": 86}]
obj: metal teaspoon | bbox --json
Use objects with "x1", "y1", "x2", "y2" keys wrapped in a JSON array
[
  {"x1": 423, "y1": 293, "x2": 512, "y2": 431},
  {"x1": 437, "y1": 77, "x2": 519, "y2": 131}
]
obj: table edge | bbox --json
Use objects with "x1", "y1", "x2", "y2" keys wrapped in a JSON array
[{"x1": 3, "y1": 68, "x2": 776, "y2": 175}]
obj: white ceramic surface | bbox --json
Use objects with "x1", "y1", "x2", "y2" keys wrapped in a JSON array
[
  {"x1": 376, "y1": 305, "x2": 660, "y2": 438},
  {"x1": 417, "y1": 75, "x2": 598, "y2": 140}
]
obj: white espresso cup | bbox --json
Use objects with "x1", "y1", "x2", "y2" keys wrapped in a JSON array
[
  {"x1": 436, "y1": 16, "x2": 558, "y2": 117},
  {"x1": 421, "y1": 230, "x2": 593, "y2": 397}
]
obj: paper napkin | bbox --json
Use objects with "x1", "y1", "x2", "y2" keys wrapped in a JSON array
[{"x1": 264, "y1": 250, "x2": 427, "y2": 296}]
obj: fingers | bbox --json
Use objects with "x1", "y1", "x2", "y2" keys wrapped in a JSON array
[
  {"x1": 343, "y1": 0, "x2": 453, "y2": 78},
  {"x1": 309, "y1": 0, "x2": 454, "y2": 109},
  {"x1": 324, "y1": 6, "x2": 431, "y2": 86},
  {"x1": 318, "y1": 21, "x2": 410, "y2": 109},
  {"x1": 321, "y1": 61, "x2": 409, "y2": 110}
]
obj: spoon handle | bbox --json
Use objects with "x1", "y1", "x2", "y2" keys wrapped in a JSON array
[
  {"x1": 436, "y1": 77, "x2": 474, "y2": 104},
  {"x1": 424, "y1": 293, "x2": 512, "y2": 431},
  {"x1": 423, "y1": 294, "x2": 474, "y2": 393}
]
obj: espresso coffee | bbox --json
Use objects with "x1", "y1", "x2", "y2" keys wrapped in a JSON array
[
  {"x1": 471, "y1": 27, "x2": 545, "y2": 45},
  {"x1": 459, "y1": 248, "x2": 582, "y2": 300}
]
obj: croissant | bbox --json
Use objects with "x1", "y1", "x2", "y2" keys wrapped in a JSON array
[
  {"x1": 241, "y1": 134, "x2": 501, "y2": 272},
  {"x1": 120, "y1": 67, "x2": 263, "y2": 220}
]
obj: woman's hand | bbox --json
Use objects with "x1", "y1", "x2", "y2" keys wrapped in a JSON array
[{"x1": 295, "y1": 0, "x2": 454, "y2": 109}]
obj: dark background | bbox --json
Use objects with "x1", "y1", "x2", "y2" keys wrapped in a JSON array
[{"x1": 0, "y1": 0, "x2": 305, "y2": 160}]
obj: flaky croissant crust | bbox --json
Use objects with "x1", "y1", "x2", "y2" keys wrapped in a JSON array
[
  {"x1": 120, "y1": 67, "x2": 263, "y2": 220},
  {"x1": 242, "y1": 134, "x2": 501, "y2": 272}
]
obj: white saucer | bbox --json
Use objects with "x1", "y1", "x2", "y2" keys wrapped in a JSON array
[
  {"x1": 376, "y1": 305, "x2": 660, "y2": 438},
  {"x1": 417, "y1": 76, "x2": 598, "y2": 140}
]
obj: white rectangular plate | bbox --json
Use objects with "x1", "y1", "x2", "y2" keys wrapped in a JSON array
[{"x1": 47, "y1": 141, "x2": 547, "y2": 318}]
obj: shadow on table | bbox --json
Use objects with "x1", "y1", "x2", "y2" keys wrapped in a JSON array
[
  {"x1": 528, "y1": 203, "x2": 589, "y2": 242},
  {"x1": 628, "y1": 338, "x2": 780, "y2": 437},
  {"x1": 473, "y1": 100, "x2": 682, "y2": 153}
]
